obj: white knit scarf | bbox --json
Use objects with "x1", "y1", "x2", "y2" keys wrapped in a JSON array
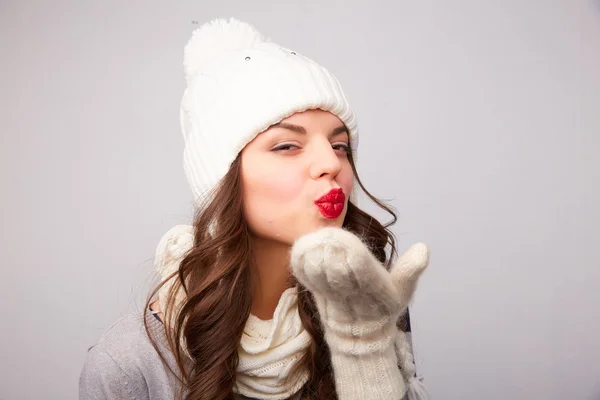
[
  {"x1": 234, "y1": 287, "x2": 311, "y2": 399},
  {"x1": 155, "y1": 226, "x2": 428, "y2": 400}
]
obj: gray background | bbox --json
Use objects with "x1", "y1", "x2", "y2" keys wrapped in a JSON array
[{"x1": 1, "y1": 1, "x2": 599, "y2": 399}]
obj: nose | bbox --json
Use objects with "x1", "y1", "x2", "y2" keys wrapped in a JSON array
[{"x1": 309, "y1": 139, "x2": 343, "y2": 180}]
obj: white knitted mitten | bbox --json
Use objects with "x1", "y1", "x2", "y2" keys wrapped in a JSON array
[
  {"x1": 290, "y1": 227, "x2": 429, "y2": 400},
  {"x1": 154, "y1": 224, "x2": 195, "y2": 328}
]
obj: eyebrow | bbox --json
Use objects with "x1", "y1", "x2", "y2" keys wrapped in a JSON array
[{"x1": 271, "y1": 122, "x2": 348, "y2": 139}]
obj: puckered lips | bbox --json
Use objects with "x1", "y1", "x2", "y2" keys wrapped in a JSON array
[{"x1": 314, "y1": 188, "x2": 346, "y2": 219}]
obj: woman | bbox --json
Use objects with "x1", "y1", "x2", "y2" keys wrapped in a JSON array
[{"x1": 79, "y1": 18, "x2": 430, "y2": 400}]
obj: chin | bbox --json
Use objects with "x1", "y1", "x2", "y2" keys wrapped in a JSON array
[
  {"x1": 326, "y1": 218, "x2": 345, "y2": 227},
  {"x1": 313, "y1": 217, "x2": 344, "y2": 231}
]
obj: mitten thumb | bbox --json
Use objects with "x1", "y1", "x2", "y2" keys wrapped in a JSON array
[{"x1": 390, "y1": 242, "x2": 429, "y2": 311}]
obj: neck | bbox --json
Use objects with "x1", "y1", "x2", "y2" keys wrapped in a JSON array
[{"x1": 249, "y1": 235, "x2": 294, "y2": 320}]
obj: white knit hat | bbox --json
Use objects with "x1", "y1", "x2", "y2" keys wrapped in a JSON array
[{"x1": 180, "y1": 18, "x2": 358, "y2": 205}]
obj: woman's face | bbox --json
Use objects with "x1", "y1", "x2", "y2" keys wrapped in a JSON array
[{"x1": 240, "y1": 109, "x2": 354, "y2": 245}]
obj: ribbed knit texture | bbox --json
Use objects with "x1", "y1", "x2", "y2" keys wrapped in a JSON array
[
  {"x1": 154, "y1": 224, "x2": 431, "y2": 400},
  {"x1": 154, "y1": 224, "x2": 194, "y2": 330},
  {"x1": 290, "y1": 227, "x2": 430, "y2": 400},
  {"x1": 154, "y1": 225, "x2": 311, "y2": 399},
  {"x1": 235, "y1": 287, "x2": 311, "y2": 399},
  {"x1": 180, "y1": 18, "x2": 358, "y2": 205}
]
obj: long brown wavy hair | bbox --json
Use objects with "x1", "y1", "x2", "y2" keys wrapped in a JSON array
[{"x1": 144, "y1": 145, "x2": 401, "y2": 399}]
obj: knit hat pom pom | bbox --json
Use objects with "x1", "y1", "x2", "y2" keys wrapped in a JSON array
[{"x1": 183, "y1": 17, "x2": 267, "y2": 83}]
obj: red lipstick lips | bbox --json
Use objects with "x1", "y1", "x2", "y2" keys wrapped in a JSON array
[{"x1": 314, "y1": 188, "x2": 346, "y2": 219}]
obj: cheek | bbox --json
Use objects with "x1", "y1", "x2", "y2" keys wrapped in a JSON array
[
  {"x1": 242, "y1": 163, "x2": 305, "y2": 236},
  {"x1": 246, "y1": 167, "x2": 304, "y2": 205},
  {"x1": 240, "y1": 154, "x2": 355, "y2": 242},
  {"x1": 339, "y1": 164, "x2": 354, "y2": 198}
]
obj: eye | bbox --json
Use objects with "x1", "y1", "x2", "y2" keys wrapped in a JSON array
[
  {"x1": 272, "y1": 143, "x2": 301, "y2": 151},
  {"x1": 332, "y1": 143, "x2": 350, "y2": 153}
]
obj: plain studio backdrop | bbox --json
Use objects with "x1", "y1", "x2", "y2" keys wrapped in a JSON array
[{"x1": 1, "y1": 1, "x2": 599, "y2": 399}]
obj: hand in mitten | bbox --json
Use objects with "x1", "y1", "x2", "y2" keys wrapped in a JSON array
[
  {"x1": 290, "y1": 227, "x2": 429, "y2": 400},
  {"x1": 154, "y1": 224, "x2": 194, "y2": 328}
]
